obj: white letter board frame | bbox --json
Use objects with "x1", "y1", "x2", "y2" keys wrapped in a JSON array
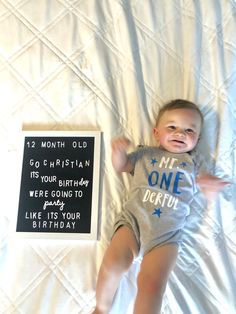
[{"x1": 16, "y1": 130, "x2": 101, "y2": 240}]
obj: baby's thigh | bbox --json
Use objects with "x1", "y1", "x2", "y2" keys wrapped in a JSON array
[
  {"x1": 101, "y1": 226, "x2": 139, "y2": 273},
  {"x1": 138, "y1": 244, "x2": 178, "y2": 290},
  {"x1": 110, "y1": 225, "x2": 139, "y2": 260}
]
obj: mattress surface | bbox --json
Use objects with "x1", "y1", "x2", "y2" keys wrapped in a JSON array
[{"x1": 0, "y1": 1, "x2": 236, "y2": 313}]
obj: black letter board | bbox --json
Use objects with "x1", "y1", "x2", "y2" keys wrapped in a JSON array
[{"x1": 16, "y1": 131, "x2": 101, "y2": 240}]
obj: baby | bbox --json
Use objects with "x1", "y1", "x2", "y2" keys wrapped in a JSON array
[{"x1": 93, "y1": 99, "x2": 229, "y2": 314}]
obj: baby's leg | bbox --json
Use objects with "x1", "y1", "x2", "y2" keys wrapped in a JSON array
[
  {"x1": 133, "y1": 243, "x2": 178, "y2": 314},
  {"x1": 93, "y1": 226, "x2": 138, "y2": 314}
]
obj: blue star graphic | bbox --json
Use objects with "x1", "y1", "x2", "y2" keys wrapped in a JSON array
[
  {"x1": 152, "y1": 208, "x2": 162, "y2": 217},
  {"x1": 151, "y1": 158, "x2": 157, "y2": 166},
  {"x1": 180, "y1": 162, "x2": 188, "y2": 168}
]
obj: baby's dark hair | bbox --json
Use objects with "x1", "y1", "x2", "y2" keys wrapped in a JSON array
[{"x1": 156, "y1": 99, "x2": 204, "y2": 126}]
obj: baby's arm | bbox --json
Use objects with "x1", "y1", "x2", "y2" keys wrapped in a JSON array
[
  {"x1": 111, "y1": 137, "x2": 134, "y2": 173},
  {"x1": 196, "y1": 173, "x2": 230, "y2": 201}
]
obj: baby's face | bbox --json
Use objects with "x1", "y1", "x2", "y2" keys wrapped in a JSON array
[{"x1": 153, "y1": 108, "x2": 202, "y2": 153}]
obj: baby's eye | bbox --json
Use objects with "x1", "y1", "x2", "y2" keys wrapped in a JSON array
[
  {"x1": 185, "y1": 128, "x2": 194, "y2": 134},
  {"x1": 167, "y1": 125, "x2": 176, "y2": 130}
]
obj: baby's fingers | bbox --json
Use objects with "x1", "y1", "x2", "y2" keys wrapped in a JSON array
[{"x1": 111, "y1": 137, "x2": 131, "y2": 150}]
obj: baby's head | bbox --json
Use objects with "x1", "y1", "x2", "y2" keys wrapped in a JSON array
[{"x1": 153, "y1": 99, "x2": 203, "y2": 153}]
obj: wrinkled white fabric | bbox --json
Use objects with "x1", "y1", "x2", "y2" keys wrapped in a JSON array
[{"x1": 0, "y1": 1, "x2": 235, "y2": 313}]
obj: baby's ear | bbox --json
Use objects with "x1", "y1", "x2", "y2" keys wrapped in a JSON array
[
  {"x1": 152, "y1": 127, "x2": 159, "y2": 138},
  {"x1": 153, "y1": 127, "x2": 158, "y2": 136},
  {"x1": 153, "y1": 127, "x2": 160, "y2": 144}
]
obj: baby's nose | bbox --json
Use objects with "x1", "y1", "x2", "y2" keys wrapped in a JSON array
[{"x1": 175, "y1": 128, "x2": 185, "y2": 136}]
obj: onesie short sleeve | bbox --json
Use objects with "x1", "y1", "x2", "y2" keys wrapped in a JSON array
[
  {"x1": 127, "y1": 146, "x2": 146, "y2": 175},
  {"x1": 190, "y1": 149, "x2": 209, "y2": 177}
]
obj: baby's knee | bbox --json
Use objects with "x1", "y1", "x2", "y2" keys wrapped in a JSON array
[
  {"x1": 103, "y1": 247, "x2": 134, "y2": 273},
  {"x1": 136, "y1": 272, "x2": 166, "y2": 297}
]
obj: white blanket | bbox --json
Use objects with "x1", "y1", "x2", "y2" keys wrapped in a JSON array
[{"x1": 0, "y1": 1, "x2": 235, "y2": 313}]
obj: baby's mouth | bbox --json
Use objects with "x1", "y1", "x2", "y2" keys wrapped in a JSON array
[{"x1": 171, "y1": 139, "x2": 185, "y2": 144}]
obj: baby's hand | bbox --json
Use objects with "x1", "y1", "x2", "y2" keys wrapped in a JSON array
[
  {"x1": 196, "y1": 173, "x2": 230, "y2": 201},
  {"x1": 111, "y1": 137, "x2": 131, "y2": 153},
  {"x1": 111, "y1": 137, "x2": 133, "y2": 173}
]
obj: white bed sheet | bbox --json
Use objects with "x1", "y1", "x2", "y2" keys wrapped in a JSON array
[{"x1": 0, "y1": 1, "x2": 236, "y2": 313}]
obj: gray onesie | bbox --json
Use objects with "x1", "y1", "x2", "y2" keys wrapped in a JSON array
[{"x1": 114, "y1": 146, "x2": 201, "y2": 256}]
